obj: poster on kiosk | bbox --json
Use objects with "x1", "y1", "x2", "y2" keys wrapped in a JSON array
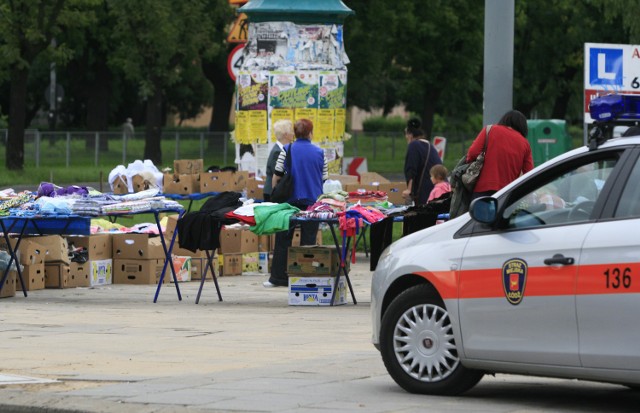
[{"x1": 233, "y1": 20, "x2": 351, "y2": 178}]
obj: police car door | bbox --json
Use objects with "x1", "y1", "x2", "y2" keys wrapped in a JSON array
[
  {"x1": 577, "y1": 148, "x2": 640, "y2": 370},
  {"x1": 458, "y1": 152, "x2": 621, "y2": 366}
]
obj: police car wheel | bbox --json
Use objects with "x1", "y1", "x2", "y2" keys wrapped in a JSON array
[{"x1": 379, "y1": 284, "x2": 483, "y2": 395}]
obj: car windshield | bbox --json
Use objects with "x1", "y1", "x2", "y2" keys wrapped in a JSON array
[{"x1": 502, "y1": 156, "x2": 619, "y2": 229}]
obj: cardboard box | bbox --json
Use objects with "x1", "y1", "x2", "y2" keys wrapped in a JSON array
[
  {"x1": 359, "y1": 172, "x2": 389, "y2": 184},
  {"x1": 218, "y1": 253, "x2": 242, "y2": 276},
  {"x1": 174, "y1": 159, "x2": 204, "y2": 175},
  {"x1": 246, "y1": 178, "x2": 264, "y2": 200},
  {"x1": 328, "y1": 174, "x2": 359, "y2": 187},
  {"x1": 0, "y1": 238, "x2": 45, "y2": 265},
  {"x1": 344, "y1": 183, "x2": 379, "y2": 193},
  {"x1": 288, "y1": 276, "x2": 347, "y2": 306},
  {"x1": 112, "y1": 234, "x2": 165, "y2": 260},
  {"x1": 200, "y1": 171, "x2": 248, "y2": 192},
  {"x1": 378, "y1": 182, "x2": 409, "y2": 205},
  {"x1": 258, "y1": 252, "x2": 269, "y2": 274},
  {"x1": 287, "y1": 246, "x2": 341, "y2": 276},
  {"x1": 190, "y1": 257, "x2": 214, "y2": 280},
  {"x1": 69, "y1": 262, "x2": 91, "y2": 287},
  {"x1": 30, "y1": 235, "x2": 70, "y2": 264},
  {"x1": 113, "y1": 259, "x2": 167, "y2": 285},
  {"x1": 219, "y1": 228, "x2": 258, "y2": 254},
  {"x1": 19, "y1": 263, "x2": 45, "y2": 291},
  {"x1": 67, "y1": 234, "x2": 112, "y2": 260},
  {"x1": 163, "y1": 173, "x2": 200, "y2": 195},
  {"x1": 170, "y1": 256, "x2": 192, "y2": 282},
  {"x1": 258, "y1": 235, "x2": 271, "y2": 252},
  {"x1": 111, "y1": 175, "x2": 129, "y2": 194},
  {"x1": 242, "y1": 252, "x2": 259, "y2": 273},
  {"x1": 291, "y1": 229, "x2": 323, "y2": 247},
  {"x1": 0, "y1": 270, "x2": 16, "y2": 298},
  {"x1": 164, "y1": 214, "x2": 180, "y2": 239},
  {"x1": 45, "y1": 263, "x2": 71, "y2": 288},
  {"x1": 90, "y1": 259, "x2": 113, "y2": 286}
]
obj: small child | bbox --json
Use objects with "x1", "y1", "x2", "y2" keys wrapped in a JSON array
[{"x1": 428, "y1": 164, "x2": 451, "y2": 202}]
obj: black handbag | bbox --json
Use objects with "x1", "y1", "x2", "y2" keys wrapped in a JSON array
[{"x1": 270, "y1": 145, "x2": 294, "y2": 203}]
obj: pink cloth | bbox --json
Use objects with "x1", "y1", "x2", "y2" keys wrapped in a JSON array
[{"x1": 428, "y1": 181, "x2": 451, "y2": 202}]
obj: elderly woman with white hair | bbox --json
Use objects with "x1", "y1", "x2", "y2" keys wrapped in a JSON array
[{"x1": 263, "y1": 119, "x2": 294, "y2": 201}]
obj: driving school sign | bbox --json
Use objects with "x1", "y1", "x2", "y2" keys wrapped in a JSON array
[{"x1": 584, "y1": 43, "x2": 640, "y2": 123}]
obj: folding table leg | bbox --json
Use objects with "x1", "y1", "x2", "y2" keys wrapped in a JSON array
[
  {"x1": 153, "y1": 211, "x2": 183, "y2": 303},
  {"x1": 196, "y1": 250, "x2": 223, "y2": 304},
  {"x1": 327, "y1": 221, "x2": 357, "y2": 306},
  {"x1": 0, "y1": 219, "x2": 28, "y2": 297}
]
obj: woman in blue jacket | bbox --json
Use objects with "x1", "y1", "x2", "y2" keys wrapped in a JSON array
[{"x1": 264, "y1": 118, "x2": 328, "y2": 288}]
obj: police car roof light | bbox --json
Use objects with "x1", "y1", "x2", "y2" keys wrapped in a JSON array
[{"x1": 589, "y1": 94, "x2": 640, "y2": 122}]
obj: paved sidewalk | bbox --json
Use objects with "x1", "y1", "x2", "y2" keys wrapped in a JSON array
[
  {"x1": 1, "y1": 254, "x2": 639, "y2": 413},
  {"x1": 0, "y1": 254, "x2": 393, "y2": 412}
]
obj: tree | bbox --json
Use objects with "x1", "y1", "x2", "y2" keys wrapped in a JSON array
[
  {"x1": 108, "y1": 0, "x2": 232, "y2": 166},
  {"x1": 344, "y1": 0, "x2": 484, "y2": 137},
  {"x1": 0, "y1": 0, "x2": 98, "y2": 170},
  {"x1": 513, "y1": 1, "x2": 628, "y2": 122}
]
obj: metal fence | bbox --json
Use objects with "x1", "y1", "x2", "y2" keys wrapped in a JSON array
[{"x1": 0, "y1": 129, "x2": 471, "y2": 169}]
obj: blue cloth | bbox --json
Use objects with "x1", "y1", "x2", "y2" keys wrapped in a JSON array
[{"x1": 284, "y1": 139, "x2": 324, "y2": 206}]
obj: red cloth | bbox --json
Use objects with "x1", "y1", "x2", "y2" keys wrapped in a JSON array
[
  {"x1": 466, "y1": 124, "x2": 534, "y2": 193},
  {"x1": 224, "y1": 211, "x2": 256, "y2": 226}
]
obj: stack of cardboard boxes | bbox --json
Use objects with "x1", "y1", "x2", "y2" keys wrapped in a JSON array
[
  {"x1": 0, "y1": 237, "x2": 46, "y2": 297},
  {"x1": 217, "y1": 227, "x2": 259, "y2": 276},
  {"x1": 163, "y1": 159, "x2": 204, "y2": 195},
  {"x1": 67, "y1": 234, "x2": 113, "y2": 287},
  {"x1": 112, "y1": 233, "x2": 167, "y2": 284},
  {"x1": 35, "y1": 235, "x2": 72, "y2": 288},
  {"x1": 286, "y1": 245, "x2": 347, "y2": 306}
]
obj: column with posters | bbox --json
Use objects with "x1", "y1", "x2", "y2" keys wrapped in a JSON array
[{"x1": 233, "y1": 20, "x2": 350, "y2": 177}]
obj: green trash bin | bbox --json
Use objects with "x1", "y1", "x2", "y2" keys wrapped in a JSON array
[{"x1": 526, "y1": 119, "x2": 572, "y2": 166}]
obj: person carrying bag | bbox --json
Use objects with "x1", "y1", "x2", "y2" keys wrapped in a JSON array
[{"x1": 270, "y1": 145, "x2": 293, "y2": 203}]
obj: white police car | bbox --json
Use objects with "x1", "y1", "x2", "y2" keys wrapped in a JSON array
[{"x1": 371, "y1": 97, "x2": 640, "y2": 395}]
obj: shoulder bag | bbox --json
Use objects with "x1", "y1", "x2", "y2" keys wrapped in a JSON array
[
  {"x1": 270, "y1": 144, "x2": 294, "y2": 203},
  {"x1": 461, "y1": 124, "x2": 492, "y2": 192}
]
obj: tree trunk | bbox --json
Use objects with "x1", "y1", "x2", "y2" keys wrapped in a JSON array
[
  {"x1": 7, "y1": 68, "x2": 29, "y2": 170},
  {"x1": 86, "y1": 60, "x2": 112, "y2": 151},
  {"x1": 421, "y1": 90, "x2": 439, "y2": 139},
  {"x1": 209, "y1": 67, "x2": 234, "y2": 132},
  {"x1": 144, "y1": 84, "x2": 163, "y2": 166}
]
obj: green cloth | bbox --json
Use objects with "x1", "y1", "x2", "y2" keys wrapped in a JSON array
[{"x1": 250, "y1": 203, "x2": 300, "y2": 235}]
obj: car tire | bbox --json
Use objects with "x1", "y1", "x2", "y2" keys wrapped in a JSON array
[{"x1": 379, "y1": 284, "x2": 483, "y2": 395}]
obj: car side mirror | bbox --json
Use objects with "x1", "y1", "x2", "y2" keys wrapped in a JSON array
[{"x1": 469, "y1": 197, "x2": 498, "y2": 225}]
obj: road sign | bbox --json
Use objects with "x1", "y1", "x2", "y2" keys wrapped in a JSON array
[
  {"x1": 584, "y1": 43, "x2": 640, "y2": 123},
  {"x1": 433, "y1": 136, "x2": 446, "y2": 160},
  {"x1": 227, "y1": 13, "x2": 248, "y2": 43},
  {"x1": 229, "y1": 0, "x2": 248, "y2": 4},
  {"x1": 227, "y1": 44, "x2": 246, "y2": 81}
]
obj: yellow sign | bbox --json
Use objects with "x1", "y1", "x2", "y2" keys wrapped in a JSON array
[
  {"x1": 229, "y1": 0, "x2": 248, "y2": 4},
  {"x1": 227, "y1": 13, "x2": 248, "y2": 43}
]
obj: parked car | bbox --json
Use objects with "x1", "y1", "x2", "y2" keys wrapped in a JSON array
[{"x1": 371, "y1": 131, "x2": 640, "y2": 395}]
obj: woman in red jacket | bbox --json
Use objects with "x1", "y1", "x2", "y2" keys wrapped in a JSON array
[{"x1": 466, "y1": 110, "x2": 534, "y2": 199}]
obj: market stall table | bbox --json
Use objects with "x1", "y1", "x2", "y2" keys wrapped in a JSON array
[{"x1": 0, "y1": 207, "x2": 185, "y2": 302}]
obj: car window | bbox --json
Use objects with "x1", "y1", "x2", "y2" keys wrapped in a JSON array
[
  {"x1": 502, "y1": 157, "x2": 618, "y2": 229},
  {"x1": 614, "y1": 156, "x2": 640, "y2": 218}
]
